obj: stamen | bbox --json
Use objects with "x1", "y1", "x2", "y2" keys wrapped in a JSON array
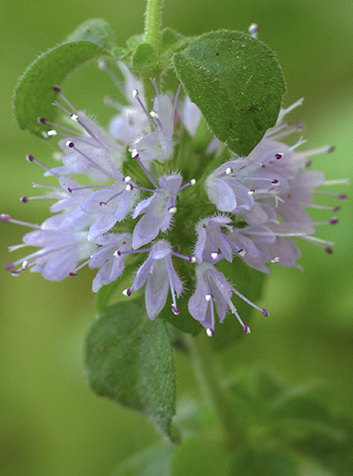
[
  {"x1": 131, "y1": 149, "x2": 158, "y2": 188},
  {"x1": 0, "y1": 215, "x2": 41, "y2": 229},
  {"x1": 168, "y1": 206, "x2": 177, "y2": 214},
  {"x1": 122, "y1": 288, "x2": 132, "y2": 297},
  {"x1": 206, "y1": 328, "x2": 214, "y2": 337},
  {"x1": 26, "y1": 155, "x2": 61, "y2": 178}
]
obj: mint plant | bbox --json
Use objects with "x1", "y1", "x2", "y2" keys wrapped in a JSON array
[{"x1": 2, "y1": 1, "x2": 351, "y2": 474}]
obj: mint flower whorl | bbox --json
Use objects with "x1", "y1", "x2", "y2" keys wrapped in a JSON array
[{"x1": 2, "y1": 64, "x2": 347, "y2": 336}]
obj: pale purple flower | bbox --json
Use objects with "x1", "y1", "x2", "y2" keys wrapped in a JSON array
[
  {"x1": 130, "y1": 82, "x2": 181, "y2": 163},
  {"x1": 124, "y1": 240, "x2": 183, "y2": 320},
  {"x1": 89, "y1": 233, "x2": 132, "y2": 292},
  {"x1": 40, "y1": 89, "x2": 124, "y2": 183},
  {"x1": 81, "y1": 181, "x2": 138, "y2": 241},
  {"x1": 132, "y1": 173, "x2": 184, "y2": 249},
  {"x1": 194, "y1": 215, "x2": 234, "y2": 264},
  {"x1": 188, "y1": 261, "x2": 268, "y2": 336},
  {"x1": 2, "y1": 214, "x2": 96, "y2": 281}
]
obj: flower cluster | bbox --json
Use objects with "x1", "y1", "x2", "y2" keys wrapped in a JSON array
[{"x1": 2, "y1": 66, "x2": 347, "y2": 336}]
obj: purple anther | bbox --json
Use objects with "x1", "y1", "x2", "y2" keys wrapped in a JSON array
[
  {"x1": 305, "y1": 160, "x2": 312, "y2": 168},
  {"x1": 67, "y1": 141, "x2": 74, "y2": 148},
  {"x1": 271, "y1": 179, "x2": 279, "y2": 184},
  {"x1": 172, "y1": 306, "x2": 179, "y2": 315},
  {"x1": 325, "y1": 247, "x2": 333, "y2": 254},
  {"x1": 333, "y1": 206, "x2": 340, "y2": 212},
  {"x1": 275, "y1": 153, "x2": 283, "y2": 160},
  {"x1": 0, "y1": 214, "x2": 10, "y2": 222},
  {"x1": 26, "y1": 155, "x2": 34, "y2": 162},
  {"x1": 99, "y1": 201, "x2": 107, "y2": 206},
  {"x1": 67, "y1": 188, "x2": 73, "y2": 193},
  {"x1": 327, "y1": 146, "x2": 335, "y2": 153},
  {"x1": 339, "y1": 194, "x2": 347, "y2": 201},
  {"x1": 330, "y1": 218, "x2": 338, "y2": 225},
  {"x1": 38, "y1": 117, "x2": 47, "y2": 124},
  {"x1": 262, "y1": 308, "x2": 269, "y2": 317},
  {"x1": 243, "y1": 325, "x2": 250, "y2": 334},
  {"x1": 69, "y1": 272, "x2": 77, "y2": 276},
  {"x1": 5, "y1": 263, "x2": 15, "y2": 271},
  {"x1": 53, "y1": 86, "x2": 61, "y2": 93},
  {"x1": 21, "y1": 197, "x2": 28, "y2": 203}
]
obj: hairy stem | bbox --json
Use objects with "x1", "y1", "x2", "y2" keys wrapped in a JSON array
[
  {"x1": 186, "y1": 333, "x2": 244, "y2": 451},
  {"x1": 144, "y1": 0, "x2": 164, "y2": 54}
]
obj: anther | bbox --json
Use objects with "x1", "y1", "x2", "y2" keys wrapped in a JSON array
[
  {"x1": 189, "y1": 256, "x2": 196, "y2": 263},
  {"x1": 69, "y1": 272, "x2": 77, "y2": 276},
  {"x1": 150, "y1": 110, "x2": 159, "y2": 119},
  {"x1": 0, "y1": 214, "x2": 10, "y2": 222},
  {"x1": 271, "y1": 179, "x2": 279, "y2": 185},
  {"x1": 262, "y1": 309, "x2": 269, "y2": 317},
  {"x1": 168, "y1": 206, "x2": 177, "y2": 214},
  {"x1": 124, "y1": 176, "x2": 132, "y2": 183},
  {"x1": 70, "y1": 114, "x2": 79, "y2": 122},
  {"x1": 132, "y1": 89, "x2": 138, "y2": 98},
  {"x1": 211, "y1": 252, "x2": 219, "y2": 260},
  {"x1": 26, "y1": 155, "x2": 35, "y2": 162},
  {"x1": 5, "y1": 263, "x2": 15, "y2": 271},
  {"x1": 131, "y1": 148, "x2": 139, "y2": 159},
  {"x1": 189, "y1": 179, "x2": 196, "y2": 186},
  {"x1": 243, "y1": 325, "x2": 251, "y2": 334},
  {"x1": 125, "y1": 184, "x2": 133, "y2": 191},
  {"x1": 248, "y1": 23, "x2": 259, "y2": 38},
  {"x1": 327, "y1": 146, "x2": 335, "y2": 153},
  {"x1": 47, "y1": 130, "x2": 57, "y2": 136},
  {"x1": 53, "y1": 86, "x2": 61, "y2": 93},
  {"x1": 172, "y1": 306, "x2": 179, "y2": 315},
  {"x1": 206, "y1": 328, "x2": 214, "y2": 337},
  {"x1": 271, "y1": 257, "x2": 280, "y2": 263},
  {"x1": 330, "y1": 218, "x2": 338, "y2": 225},
  {"x1": 20, "y1": 197, "x2": 28, "y2": 203},
  {"x1": 325, "y1": 247, "x2": 333, "y2": 254},
  {"x1": 225, "y1": 167, "x2": 233, "y2": 175},
  {"x1": 66, "y1": 141, "x2": 74, "y2": 148},
  {"x1": 248, "y1": 189, "x2": 254, "y2": 195},
  {"x1": 38, "y1": 117, "x2": 47, "y2": 124},
  {"x1": 275, "y1": 153, "x2": 283, "y2": 160},
  {"x1": 122, "y1": 288, "x2": 132, "y2": 297},
  {"x1": 205, "y1": 294, "x2": 212, "y2": 302}
]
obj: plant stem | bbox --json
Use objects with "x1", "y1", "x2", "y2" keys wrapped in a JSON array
[
  {"x1": 144, "y1": 0, "x2": 164, "y2": 54},
  {"x1": 186, "y1": 333, "x2": 243, "y2": 451}
]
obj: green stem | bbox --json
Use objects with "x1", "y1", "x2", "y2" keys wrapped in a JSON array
[
  {"x1": 144, "y1": 0, "x2": 164, "y2": 54},
  {"x1": 186, "y1": 333, "x2": 244, "y2": 451}
]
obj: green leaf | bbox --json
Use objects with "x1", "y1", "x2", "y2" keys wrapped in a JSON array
[
  {"x1": 65, "y1": 18, "x2": 116, "y2": 50},
  {"x1": 173, "y1": 30, "x2": 286, "y2": 157},
  {"x1": 112, "y1": 443, "x2": 174, "y2": 476},
  {"x1": 14, "y1": 41, "x2": 112, "y2": 137},
  {"x1": 160, "y1": 28, "x2": 188, "y2": 55},
  {"x1": 210, "y1": 259, "x2": 267, "y2": 351},
  {"x1": 131, "y1": 43, "x2": 162, "y2": 70},
  {"x1": 84, "y1": 298, "x2": 177, "y2": 440},
  {"x1": 228, "y1": 448, "x2": 300, "y2": 476}
]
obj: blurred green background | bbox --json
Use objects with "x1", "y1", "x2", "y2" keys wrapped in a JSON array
[{"x1": 0, "y1": 0, "x2": 352, "y2": 474}]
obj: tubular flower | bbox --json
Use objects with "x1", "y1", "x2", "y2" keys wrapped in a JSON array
[{"x1": 2, "y1": 63, "x2": 347, "y2": 335}]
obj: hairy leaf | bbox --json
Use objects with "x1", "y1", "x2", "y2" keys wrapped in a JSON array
[
  {"x1": 84, "y1": 298, "x2": 177, "y2": 440},
  {"x1": 14, "y1": 41, "x2": 112, "y2": 137},
  {"x1": 173, "y1": 30, "x2": 285, "y2": 157}
]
